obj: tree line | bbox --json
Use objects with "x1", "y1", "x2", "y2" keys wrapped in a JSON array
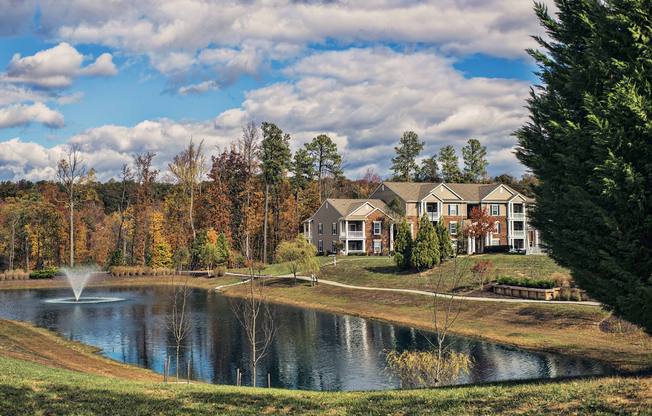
[{"x1": 0, "y1": 125, "x2": 535, "y2": 272}]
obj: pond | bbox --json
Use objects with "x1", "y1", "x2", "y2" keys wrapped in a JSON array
[{"x1": 0, "y1": 286, "x2": 608, "y2": 391}]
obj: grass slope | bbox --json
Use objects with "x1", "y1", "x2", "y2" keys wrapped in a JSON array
[{"x1": 0, "y1": 354, "x2": 651, "y2": 415}]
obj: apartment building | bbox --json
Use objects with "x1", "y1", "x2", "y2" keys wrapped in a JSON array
[{"x1": 303, "y1": 181, "x2": 542, "y2": 255}]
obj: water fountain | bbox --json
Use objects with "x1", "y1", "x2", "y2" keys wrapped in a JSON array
[{"x1": 45, "y1": 267, "x2": 124, "y2": 304}]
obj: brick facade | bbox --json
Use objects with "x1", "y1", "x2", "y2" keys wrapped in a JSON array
[{"x1": 364, "y1": 210, "x2": 391, "y2": 255}]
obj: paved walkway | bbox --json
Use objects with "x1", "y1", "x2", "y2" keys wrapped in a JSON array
[{"x1": 222, "y1": 272, "x2": 601, "y2": 306}]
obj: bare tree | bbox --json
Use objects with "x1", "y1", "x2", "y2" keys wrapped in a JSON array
[
  {"x1": 383, "y1": 255, "x2": 473, "y2": 388},
  {"x1": 168, "y1": 139, "x2": 209, "y2": 243},
  {"x1": 117, "y1": 163, "x2": 133, "y2": 255},
  {"x1": 238, "y1": 122, "x2": 260, "y2": 261},
  {"x1": 1, "y1": 203, "x2": 22, "y2": 270},
  {"x1": 231, "y1": 252, "x2": 276, "y2": 387},
  {"x1": 54, "y1": 144, "x2": 94, "y2": 267},
  {"x1": 165, "y1": 275, "x2": 193, "y2": 382}
]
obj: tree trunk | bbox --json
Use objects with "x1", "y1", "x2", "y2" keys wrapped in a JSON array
[
  {"x1": 25, "y1": 236, "x2": 30, "y2": 274},
  {"x1": 9, "y1": 224, "x2": 15, "y2": 270},
  {"x1": 263, "y1": 182, "x2": 269, "y2": 264},
  {"x1": 251, "y1": 279, "x2": 257, "y2": 387},
  {"x1": 69, "y1": 198, "x2": 74, "y2": 267},
  {"x1": 190, "y1": 185, "x2": 196, "y2": 243}
]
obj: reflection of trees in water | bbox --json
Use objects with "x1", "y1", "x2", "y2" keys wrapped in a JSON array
[{"x1": 0, "y1": 287, "x2": 609, "y2": 390}]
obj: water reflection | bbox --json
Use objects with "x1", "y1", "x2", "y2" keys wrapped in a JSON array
[{"x1": 0, "y1": 286, "x2": 607, "y2": 391}]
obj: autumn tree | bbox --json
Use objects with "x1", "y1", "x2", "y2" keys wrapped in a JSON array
[
  {"x1": 260, "y1": 122, "x2": 292, "y2": 264},
  {"x1": 438, "y1": 145, "x2": 462, "y2": 183},
  {"x1": 305, "y1": 134, "x2": 342, "y2": 202},
  {"x1": 168, "y1": 139, "x2": 208, "y2": 244},
  {"x1": 133, "y1": 152, "x2": 158, "y2": 266},
  {"x1": 238, "y1": 121, "x2": 260, "y2": 261},
  {"x1": 391, "y1": 131, "x2": 424, "y2": 182},
  {"x1": 462, "y1": 139, "x2": 488, "y2": 183},
  {"x1": 463, "y1": 207, "x2": 496, "y2": 254},
  {"x1": 55, "y1": 144, "x2": 95, "y2": 266}
]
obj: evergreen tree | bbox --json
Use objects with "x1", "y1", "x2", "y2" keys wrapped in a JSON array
[
  {"x1": 438, "y1": 145, "x2": 462, "y2": 183},
  {"x1": 416, "y1": 155, "x2": 439, "y2": 182},
  {"x1": 107, "y1": 248, "x2": 125, "y2": 268},
  {"x1": 436, "y1": 218, "x2": 454, "y2": 261},
  {"x1": 514, "y1": 0, "x2": 652, "y2": 332},
  {"x1": 390, "y1": 131, "x2": 424, "y2": 182},
  {"x1": 260, "y1": 122, "x2": 292, "y2": 263},
  {"x1": 216, "y1": 232, "x2": 232, "y2": 265},
  {"x1": 462, "y1": 139, "x2": 488, "y2": 183},
  {"x1": 411, "y1": 214, "x2": 440, "y2": 270},
  {"x1": 305, "y1": 134, "x2": 343, "y2": 202},
  {"x1": 393, "y1": 219, "x2": 413, "y2": 269},
  {"x1": 290, "y1": 149, "x2": 315, "y2": 192}
]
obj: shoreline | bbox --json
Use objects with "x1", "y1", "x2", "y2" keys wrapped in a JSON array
[{"x1": 1, "y1": 274, "x2": 651, "y2": 373}]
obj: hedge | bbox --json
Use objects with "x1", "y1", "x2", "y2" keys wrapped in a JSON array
[{"x1": 496, "y1": 276, "x2": 555, "y2": 289}]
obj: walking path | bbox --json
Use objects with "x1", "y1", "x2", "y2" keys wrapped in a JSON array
[{"x1": 222, "y1": 272, "x2": 601, "y2": 306}]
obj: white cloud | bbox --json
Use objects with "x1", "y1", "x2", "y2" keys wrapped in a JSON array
[
  {"x1": 178, "y1": 80, "x2": 219, "y2": 97},
  {"x1": 0, "y1": 0, "x2": 555, "y2": 90},
  {"x1": 1, "y1": 43, "x2": 118, "y2": 89},
  {"x1": 0, "y1": 47, "x2": 532, "y2": 181},
  {"x1": 0, "y1": 138, "x2": 60, "y2": 181},
  {"x1": 0, "y1": 102, "x2": 65, "y2": 129}
]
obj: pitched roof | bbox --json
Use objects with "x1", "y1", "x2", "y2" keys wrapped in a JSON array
[
  {"x1": 382, "y1": 181, "x2": 439, "y2": 202},
  {"x1": 324, "y1": 198, "x2": 392, "y2": 220}
]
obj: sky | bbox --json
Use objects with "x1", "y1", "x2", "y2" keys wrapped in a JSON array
[{"x1": 0, "y1": 0, "x2": 554, "y2": 183}]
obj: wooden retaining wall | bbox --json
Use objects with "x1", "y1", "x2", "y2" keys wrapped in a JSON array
[{"x1": 493, "y1": 285, "x2": 589, "y2": 301}]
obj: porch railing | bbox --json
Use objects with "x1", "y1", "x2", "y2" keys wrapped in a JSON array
[
  {"x1": 427, "y1": 212, "x2": 440, "y2": 221},
  {"x1": 346, "y1": 231, "x2": 365, "y2": 238}
]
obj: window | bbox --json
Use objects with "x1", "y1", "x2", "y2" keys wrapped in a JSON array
[
  {"x1": 513, "y1": 221, "x2": 524, "y2": 231},
  {"x1": 449, "y1": 204, "x2": 458, "y2": 216},
  {"x1": 332, "y1": 223, "x2": 337, "y2": 235},
  {"x1": 373, "y1": 240, "x2": 382, "y2": 253},
  {"x1": 491, "y1": 204, "x2": 499, "y2": 216},
  {"x1": 494, "y1": 222, "x2": 501, "y2": 234},
  {"x1": 318, "y1": 223, "x2": 323, "y2": 235},
  {"x1": 318, "y1": 240, "x2": 323, "y2": 252},
  {"x1": 332, "y1": 241, "x2": 337, "y2": 252},
  {"x1": 449, "y1": 222, "x2": 458, "y2": 235},
  {"x1": 513, "y1": 204, "x2": 524, "y2": 214},
  {"x1": 373, "y1": 221, "x2": 382, "y2": 235},
  {"x1": 326, "y1": 202, "x2": 329, "y2": 209}
]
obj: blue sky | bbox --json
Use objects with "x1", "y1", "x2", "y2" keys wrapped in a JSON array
[{"x1": 0, "y1": 0, "x2": 552, "y2": 182}]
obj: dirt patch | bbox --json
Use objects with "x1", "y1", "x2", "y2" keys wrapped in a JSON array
[{"x1": 0, "y1": 319, "x2": 160, "y2": 382}]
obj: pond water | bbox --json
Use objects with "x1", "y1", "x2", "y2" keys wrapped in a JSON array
[{"x1": 0, "y1": 286, "x2": 608, "y2": 391}]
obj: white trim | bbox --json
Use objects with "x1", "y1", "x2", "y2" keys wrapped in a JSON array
[
  {"x1": 449, "y1": 221, "x2": 458, "y2": 235},
  {"x1": 508, "y1": 194, "x2": 527, "y2": 203},
  {"x1": 348, "y1": 202, "x2": 375, "y2": 216},
  {"x1": 372, "y1": 221, "x2": 382, "y2": 235},
  {"x1": 490, "y1": 204, "x2": 499, "y2": 216},
  {"x1": 419, "y1": 191, "x2": 444, "y2": 203},
  {"x1": 482, "y1": 184, "x2": 515, "y2": 200}
]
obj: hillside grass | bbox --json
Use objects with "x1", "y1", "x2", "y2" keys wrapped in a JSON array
[
  {"x1": 318, "y1": 254, "x2": 570, "y2": 293},
  {"x1": 0, "y1": 353, "x2": 651, "y2": 415},
  {"x1": 228, "y1": 257, "x2": 334, "y2": 276}
]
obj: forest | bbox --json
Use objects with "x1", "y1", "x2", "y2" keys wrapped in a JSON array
[{"x1": 0, "y1": 123, "x2": 536, "y2": 272}]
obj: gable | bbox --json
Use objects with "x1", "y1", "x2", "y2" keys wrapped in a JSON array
[
  {"x1": 422, "y1": 192, "x2": 443, "y2": 203},
  {"x1": 433, "y1": 184, "x2": 462, "y2": 201},
  {"x1": 482, "y1": 184, "x2": 514, "y2": 201}
]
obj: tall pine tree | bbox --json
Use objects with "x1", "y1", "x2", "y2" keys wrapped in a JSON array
[
  {"x1": 462, "y1": 139, "x2": 488, "y2": 183},
  {"x1": 515, "y1": 0, "x2": 652, "y2": 332},
  {"x1": 438, "y1": 145, "x2": 462, "y2": 183},
  {"x1": 390, "y1": 131, "x2": 424, "y2": 182}
]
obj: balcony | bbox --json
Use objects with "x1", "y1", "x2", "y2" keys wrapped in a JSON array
[
  {"x1": 510, "y1": 212, "x2": 526, "y2": 220},
  {"x1": 304, "y1": 232, "x2": 312, "y2": 239},
  {"x1": 511, "y1": 230, "x2": 525, "y2": 238},
  {"x1": 346, "y1": 231, "x2": 365, "y2": 238},
  {"x1": 427, "y1": 212, "x2": 440, "y2": 221}
]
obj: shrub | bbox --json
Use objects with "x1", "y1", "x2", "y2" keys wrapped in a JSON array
[
  {"x1": 381, "y1": 248, "x2": 389, "y2": 256},
  {"x1": 29, "y1": 269, "x2": 56, "y2": 279},
  {"x1": 496, "y1": 276, "x2": 555, "y2": 289},
  {"x1": 0, "y1": 273, "x2": 4, "y2": 281},
  {"x1": 560, "y1": 288, "x2": 571, "y2": 301},
  {"x1": 216, "y1": 266, "x2": 227, "y2": 277},
  {"x1": 483, "y1": 245, "x2": 510, "y2": 253},
  {"x1": 143, "y1": 267, "x2": 153, "y2": 276},
  {"x1": 349, "y1": 252, "x2": 368, "y2": 257},
  {"x1": 571, "y1": 290, "x2": 582, "y2": 301}
]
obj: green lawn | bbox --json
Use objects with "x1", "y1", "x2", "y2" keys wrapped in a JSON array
[
  {"x1": 228, "y1": 257, "x2": 334, "y2": 277},
  {"x1": 0, "y1": 354, "x2": 650, "y2": 415},
  {"x1": 318, "y1": 254, "x2": 571, "y2": 293}
]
